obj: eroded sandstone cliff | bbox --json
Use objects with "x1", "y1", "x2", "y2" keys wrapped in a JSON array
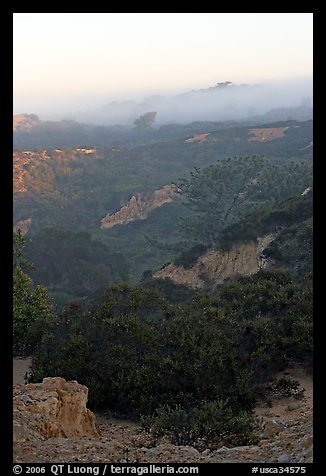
[
  {"x1": 100, "y1": 184, "x2": 176, "y2": 229},
  {"x1": 154, "y1": 233, "x2": 276, "y2": 288}
]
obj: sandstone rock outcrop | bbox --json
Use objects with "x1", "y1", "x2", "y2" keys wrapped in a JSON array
[
  {"x1": 13, "y1": 377, "x2": 100, "y2": 442},
  {"x1": 101, "y1": 184, "x2": 177, "y2": 229},
  {"x1": 154, "y1": 233, "x2": 276, "y2": 288}
]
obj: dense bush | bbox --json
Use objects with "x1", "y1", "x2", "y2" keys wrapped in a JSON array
[
  {"x1": 216, "y1": 270, "x2": 313, "y2": 365},
  {"x1": 264, "y1": 218, "x2": 312, "y2": 276},
  {"x1": 33, "y1": 288, "x2": 262, "y2": 414},
  {"x1": 174, "y1": 244, "x2": 208, "y2": 268},
  {"x1": 30, "y1": 270, "x2": 312, "y2": 444},
  {"x1": 142, "y1": 400, "x2": 255, "y2": 448},
  {"x1": 13, "y1": 232, "x2": 54, "y2": 356},
  {"x1": 141, "y1": 277, "x2": 199, "y2": 303},
  {"x1": 25, "y1": 227, "x2": 130, "y2": 299}
]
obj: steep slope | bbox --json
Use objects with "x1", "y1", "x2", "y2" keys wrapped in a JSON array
[{"x1": 154, "y1": 233, "x2": 277, "y2": 288}]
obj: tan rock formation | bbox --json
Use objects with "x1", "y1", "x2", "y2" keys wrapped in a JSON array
[
  {"x1": 154, "y1": 233, "x2": 276, "y2": 288},
  {"x1": 13, "y1": 377, "x2": 100, "y2": 442},
  {"x1": 101, "y1": 184, "x2": 177, "y2": 229}
]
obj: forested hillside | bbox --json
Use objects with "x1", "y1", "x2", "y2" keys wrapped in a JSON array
[{"x1": 14, "y1": 119, "x2": 312, "y2": 306}]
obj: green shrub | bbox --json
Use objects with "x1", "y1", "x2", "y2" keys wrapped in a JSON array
[
  {"x1": 13, "y1": 232, "x2": 55, "y2": 356},
  {"x1": 218, "y1": 191, "x2": 312, "y2": 252},
  {"x1": 30, "y1": 286, "x2": 258, "y2": 414},
  {"x1": 30, "y1": 272, "x2": 312, "y2": 443},
  {"x1": 264, "y1": 219, "x2": 313, "y2": 275},
  {"x1": 265, "y1": 377, "x2": 302, "y2": 400},
  {"x1": 142, "y1": 277, "x2": 199, "y2": 303},
  {"x1": 142, "y1": 400, "x2": 255, "y2": 448},
  {"x1": 174, "y1": 244, "x2": 208, "y2": 269}
]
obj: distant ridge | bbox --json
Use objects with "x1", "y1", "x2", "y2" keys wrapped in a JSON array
[{"x1": 13, "y1": 113, "x2": 41, "y2": 132}]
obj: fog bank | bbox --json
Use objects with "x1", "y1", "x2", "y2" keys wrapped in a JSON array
[{"x1": 15, "y1": 77, "x2": 313, "y2": 126}]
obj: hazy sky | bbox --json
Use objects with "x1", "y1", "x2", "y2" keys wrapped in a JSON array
[{"x1": 13, "y1": 13, "x2": 313, "y2": 116}]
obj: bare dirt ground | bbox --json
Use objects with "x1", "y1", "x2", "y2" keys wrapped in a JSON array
[{"x1": 248, "y1": 127, "x2": 288, "y2": 142}]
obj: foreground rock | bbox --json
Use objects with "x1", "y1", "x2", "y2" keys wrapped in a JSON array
[{"x1": 13, "y1": 377, "x2": 100, "y2": 442}]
